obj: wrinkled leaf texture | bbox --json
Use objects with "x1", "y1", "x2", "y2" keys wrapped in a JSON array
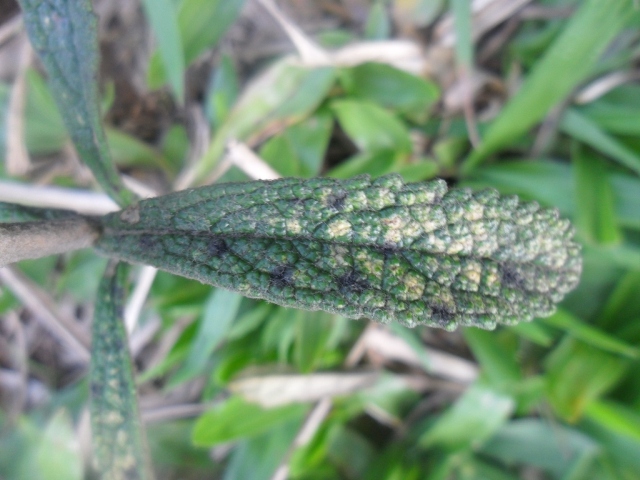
[{"x1": 95, "y1": 174, "x2": 582, "y2": 330}]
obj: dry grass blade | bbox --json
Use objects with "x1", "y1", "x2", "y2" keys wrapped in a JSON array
[
  {"x1": 0, "y1": 180, "x2": 118, "y2": 215},
  {"x1": 229, "y1": 371, "x2": 380, "y2": 408},
  {"x1": 5, "y1": 36, "x2": 32, "y2": 176},
  {"x1": 363, "y1": 325, "x2": 479, "y2": 383}
]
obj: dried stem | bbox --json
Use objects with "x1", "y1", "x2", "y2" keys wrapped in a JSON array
[{"x1": 0, "y1": 216, "x2": 99, "y2": 266}]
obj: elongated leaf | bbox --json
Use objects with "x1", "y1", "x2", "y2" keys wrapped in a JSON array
[
  {"x1": 420, "y1": 384, "x2": 514, "y2": 450},
  {"x1": 172, "y1": 288, "x2": 242, "y2": 384},
  {"x1": 562, "y1": 109, "x2": 640, "y2": 176},
  {"x1": 18, "y1": 0, "x2": 134, "y2": 207},
  {"x1": 572, "y1": 145, "x2": 622, "y2": 245},
  {"x1": 184, "y1": 59, "x2": 336, "y2": 186},
  {"x1": 147, "y1": 0, "x2": 246, "y2": 89},
  {"x1": 463, "y1": 0, "x2": 636, "y2": 172},
  {"x1": 94, "y1": 174, "x2": 581, "y2": 330},
  {"x1": 192, "y1": 396, "x2": 308, "y2": 446},
  {"x1": 142, "y1": 0, "x2": 184, "y2": 101},
  {"x1": 0, "y1": 202, "x2": 78, "y2": 223},
  {"x1": 90, "y1": 262, "x2": 154, "y2": 480}
]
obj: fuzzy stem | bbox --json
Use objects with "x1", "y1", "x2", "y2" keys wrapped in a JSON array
[{"x1": 0, "y1": 217, "x2": 99, "y2": 266}]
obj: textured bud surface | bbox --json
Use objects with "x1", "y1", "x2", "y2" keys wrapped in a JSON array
[{"x1": 95, "y1": 175, "x2": 582, "y2": 330}]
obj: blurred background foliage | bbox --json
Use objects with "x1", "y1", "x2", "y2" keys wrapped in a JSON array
[{"x1": 1, "y1": 0, "x2": 640, "y2": 478}]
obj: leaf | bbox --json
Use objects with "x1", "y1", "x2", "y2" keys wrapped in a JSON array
[
  {"x1": 480, "y1": 419, "x2": 600, "y2": 478},
  {"x1": 172, "y1": 288, "x2": 242, "y2": 384},
  {"x1": 451, "y1": 0, "x2": 473, "y2": 69},
  {"x1": 463, "y1": 159, "x2": 640, "y2": 232},
  {"x1": 463, "y1": 328, "x2": 522, "y2": 390},
  {"x1": 0, "y1": 202, "x2": 79, "y2": 223},
  {"x1": 572, "y1": 145, "x2": 622, "y2": 245},
  {"x1": 463, "y1": 0, "x2": 636, "y2": 172},
  {"x1": 543, "y1": 309, "x2": 639, "y2": 359},
  {"x1": 562, "y1": 109, "x2": 640, "y2": 176},
  {"x1": 94, "y1": 174, "x2": 582, "y2": 330},
  {"x1": 420, "y1": 384, "x2": 515, "y2": 451},
  {"x1": 18, "y1": 0, "x2": 134, "y2": 207},
  {"x1": 331, "y1": 100, "x2": 413, "y2": 153},
  {"x1": 147, "y1": 0, "x2": 246, "y2": 89},
  {"x1": 90, "y1": 261, "x2": 154, "y2": 480},
  {"x1": 142, "y1": 0, "x2": 184, "y2": 101},
  {"x1": 339, "y1": 63, "x2": 439, "y2": 120},
  {"x1": 35, "y1": 410, "x2": 83, "y2": 480},
  {"x1": 545, "y1": 338, "x2": 629, "y2": 422},
  {"x1": 192, "y1": 396, "x2": 308, "y2": 446},
  {"x1": 586, "y1": 400, "x2": 640, "y2": 443},
  {"x1": 206, "y1": 54, "x2": 239, "y2": 128},
  {"x1": 184, "y1": 59, "x2": 336, "y2": 186}
]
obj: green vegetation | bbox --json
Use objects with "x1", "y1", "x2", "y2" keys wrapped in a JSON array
[{"x1": 0, "y1": 0, "x2": 639, "y2": 479}]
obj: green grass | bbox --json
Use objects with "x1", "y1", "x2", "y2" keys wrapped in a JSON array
[{"x1": 1, "y1": 1, "x2": 640, "y2": 479}]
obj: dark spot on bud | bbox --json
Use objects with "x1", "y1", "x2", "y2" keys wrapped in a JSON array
[
  {"x1": 327, "y1": 191, "x2": 347, "y2": 210},
  {"x1": 139, "y1": 234, "x2": 155, "y2": 249},
  {"x1": 207, "y1": 237, "x2": 228, "y2": 257},
  {"x1": 90, "y1": 382, "x2": 103, "y2": 398},
  {"x1": 501, "y1": 265, "x2": 525, "y2": 289},
  {"x1": 125, "y1": 466, "x2": 140, "y2": 480},
  {"x1": 270, "y1": 265, "x2": 294, "y2": 288},
  {"x1": 337, "y1": 270, "x2": 369, "y2": 293},
  {"x1": 430, "y1": 303, "x2": 455, "y2": 326},
  {"x1": 381, "y1": 245, "x2": 398, "y2": 259}
]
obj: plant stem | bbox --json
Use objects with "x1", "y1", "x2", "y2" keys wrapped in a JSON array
[{"x1": 0, "y1": 217, "x2": 99, "y2": 266}]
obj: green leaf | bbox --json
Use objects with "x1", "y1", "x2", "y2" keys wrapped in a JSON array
[
  {"x1": 90, "y1": 261, "x2": 154, "y2": 480},
  {"x1": 420, "y1": 384, "x2": 515, "y2": 450},
  {"x1": 18, "y1": 0, "x2": 135, "y2": 207},
  {"x1": 172, "y1": 288, "x2": 242, "y2": 384},
  {"x1": 586, "y1": 400, "x2": 640, "y2": 443},
  {"x1": 332, "y1": 100, "x2": 413, "y2": 153},
  {"x1": 339, "y1": 63, "x2": 439, "y2": 120},
  {"x1": 0, "y1": 202, "x2": 79, "y2": 223},
  {"x1": 364, "y1": 0, "x2": 391, "y2": 40},
  {"x1": 481, "y1": 419, "x2": 600, "y2": 478},
  {"x1": 579, "y1": 101, "x2": 640, "y2": 137},
  {"x1": 463, "y1": 0, "x2": 636, "y2": 172},
  {"x1": 206, "y1": 54, "x2": 239, "y2": 128},
  {"x1": 572, "y1": 145, "x2": 622, "y2": 245},
  {"x1": 147, "y1": 0, "x2": 246, "y2": 89},
  {"x1": 545, "y1": 338, "x2": 629, "y2": 422},
  {"x1": 192, "y1": 396, "x2": 308, "y2": 446},
  {"x1": 543, "y1": 309, "x2": 639, "y2": 359},
  {"x1": 451, "y1": 0, "x2": 473, "y2": 69},
  {"x1": 327, "y1": 425, "x2": 376, "y2": 478},
  {"x1": 186, "y1": 59, "x2": 336, "y2": 185},
  {"x1": 562, "y1": 109, "x2": 640, "y2": 176},
  {"x1": 222, "y1": 416, "x2": 306, "y2": 480},
  {"x1": 142, "y1": 0, "x2": 184, "y2": 101},
  {"x1": 463, "y1": 328, "x2": 522, "y2": 390},
  {"x1": 294, "y1": 310, "x2": 333, "y2": 373},
  {"x1": 599, "y1": 270, "x2": 640, "y2": 331},
  {"x1": 463, "y1": 159, "x2": 640, "y2": 232},
  {"x1": 94, "y1": 174, "x2": 582, "y2": 330},
  {"x1": 35, "y1": 410, "x2": 83, "y2": 480},
  {"x1": 327, "y1": 149, "x2": 400, "y2": 179}
]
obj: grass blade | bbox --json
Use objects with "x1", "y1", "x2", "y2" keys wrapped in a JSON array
[
  {"x1": 90, "y1": 261, "x2": 154, "y2": 480},
  {"x1": 463, "y1": 0, "x2": 636, "y2": 173},
  {"x1": 572, "y1": 144, "x2": 622, "y2": 245},
  {"x1": 142, "y1": 0, "x2": 184, "y2": 102},
  {"x1": 18, "y1": 0, "x2": 135, "y2": 207},
  {"x1": 562, "y1": 108, "x2": 640, "y2": 176}
]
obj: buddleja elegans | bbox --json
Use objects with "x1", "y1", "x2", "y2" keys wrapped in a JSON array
[{"x1": 95, "y1": 174, "x2": 581, "y2": 330}]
